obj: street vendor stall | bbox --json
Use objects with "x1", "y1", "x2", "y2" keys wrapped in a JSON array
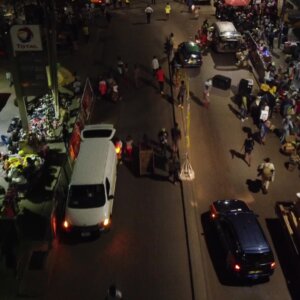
[{"x1": 245, "y1": 31, "x2": 273, "y2": 82}]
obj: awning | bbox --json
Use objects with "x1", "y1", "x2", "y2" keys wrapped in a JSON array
[
  {"x1": 46, "y1": 64, "x2": 75, "y2": 87},
  {"x1": 224, "y1": 0, "x2": 251, "y2": 6}
]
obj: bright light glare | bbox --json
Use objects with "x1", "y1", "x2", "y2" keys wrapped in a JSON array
[
  {"x1": 63, "y1": 220, "x2": 69, "y2": 229},
  {"x1": 115, "y1": 147, "x2": 121, "y2": 154},
  {"x1": 271, "y1": 262, "x2": 276, "y2": 269}
]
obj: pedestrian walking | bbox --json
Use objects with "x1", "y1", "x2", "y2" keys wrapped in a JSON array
[
  {"x1": 241, "y1": 133, "x2": 254, "y2": 166},
  {"x1": 112, "y1": 82, "x2": 121, "y2": 102},
  {"x1": 145, "y1": 5, "x2": 154, "y2": 24},
  {"x1": 171, "y1": 122, "x2": 182, "y2": 153},
  {"x1": 133, "y1": 64, "x2": 141, "y2": 88},
  {"x1": 124, "y1": 135, "x2": 133, "y2": 161},
  {"x1": 105, "y1": 10, "x2": 112, "y2": 24},
  {"x1": 280, "y1": 115, "x2": 294, "y2": 144},
  {"x1": 105, "y1": 284, "x2": 123, "y2": 299},
  {"x1": 177, "y1": 80, "x2": 186, "y2": 108},
  {"x1": 117, "y1": 56, "x2": 125, "y2": 76},
  {"x1": 259, "y1": 120, "x2": 269, "y2": 145},
  {"x1": 123, "y1": 63, "x2": 129, "y2": 85},
  {"x1": 98, "y1": 78, "x2": 107, "y2": 99},
  {"x1": 267, "y1": 27, "x2": 276, "y2": 50},
  {"x1": 82, "y1": 24, "x2": 89, "y2": 43},
  {"x1": 62, "y1": 122, "x2": 69, "y2": 150},
  {"x1": 203, "y1": 79, "x2": 212, "y2": 108},
  {"x1": 168, "y1": 32, "x2": 175, "y2": 52},
  {"x1": 152, "y1": 55, "x2": 159, "y2": 77},
  {"x1": 72, "y1": 77, "x2": 82, "y2": 95},
  {"x1": 156, "y1": 66, "x2": 165, "y2": 95},
  {"x1": 239, "y1": 95, "x2": 249, "y2": 122},
  {"x1": 257, "y1": 157, "x2": 275, "y2": 194},
  {"x1": 168, "y1": 154, "x2": 181, "y2": 184},
  {"x1": 158, "y1": 128, "x2": 169, "y2": 157},
  {"x1": 5, "y1": 72, "x2": 13, "y2": 87},
  {"x1": 165, "y1": 2, "x2": 171, "y2": 20}
]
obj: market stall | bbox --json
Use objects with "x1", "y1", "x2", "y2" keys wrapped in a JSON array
[{"x1": 245, "y1": 31, "x2": 273, "y2": 82}]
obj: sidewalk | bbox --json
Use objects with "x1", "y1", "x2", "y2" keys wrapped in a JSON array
[{"x1": 0, "y1": 65, "x2": 69, "y2": 298}]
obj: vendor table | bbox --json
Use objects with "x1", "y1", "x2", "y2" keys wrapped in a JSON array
[{"x1": 245, "y1": 32, "x2": 273, "y2": 82}]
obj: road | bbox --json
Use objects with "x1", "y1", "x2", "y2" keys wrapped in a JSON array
[{"x1": 45, "y1": 2, "x2": 296, "y2": 300}]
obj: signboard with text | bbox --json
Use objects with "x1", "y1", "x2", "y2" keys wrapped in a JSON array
[
  {"x1": 10, "y1": 25, "x2": 43, "y2": 52},
  {"x1": 16, "y1": 52, "x2": 48, "y2": 96}
]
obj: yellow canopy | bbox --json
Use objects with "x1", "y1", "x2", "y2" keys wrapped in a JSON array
[{"x1": 46, "y1": 64, "x2": 75, "y2": 87}]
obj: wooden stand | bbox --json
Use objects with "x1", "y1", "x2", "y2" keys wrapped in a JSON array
[{"x1": 139, "y1": 146, "x2": 154, "y2": 176}]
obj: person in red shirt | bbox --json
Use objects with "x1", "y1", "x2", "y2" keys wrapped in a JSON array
[
  {"x1": 99, "y1": 78, "x2": 107, "y2": 99},
  {"x1": 156, "y1": 66, "x2": 165, "y2": 95},
  {"x1": 200, "y1": 32, "x2": 208, "y2": 51}
]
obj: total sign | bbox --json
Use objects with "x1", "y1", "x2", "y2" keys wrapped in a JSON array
[{"x1": 10, "y1": 25, "x2": 43, "y2": 52}]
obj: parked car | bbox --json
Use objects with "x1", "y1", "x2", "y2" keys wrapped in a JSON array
[
  {"x1": 210, "y1": 199, "x2": 276, "y2": 280},
  {"x1": 62, "y1": 124, "x2": 117, "y2": 237},
  {"x1": 173, "y1": 41, "x2": 202, "y2": 68},
  {"x1": 211, "y1": 21, "x2": 242, "y2": 53}
]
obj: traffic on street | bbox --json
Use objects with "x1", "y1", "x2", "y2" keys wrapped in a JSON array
[{"x1": 1, "y1": 0, "x2": 300, "y2": 299}]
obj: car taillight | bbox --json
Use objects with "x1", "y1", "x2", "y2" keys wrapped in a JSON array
[
  {"x1": 63, "y1": 220, "x2": 71, "y2": 231},
  {"x1": 210, "y1": 205, "x2": 218, "y2": 219},
  {"x1": 271, "y1": 262, "x2": 276, "y2": 269},
  {"x1": 234, "y1": 264, "x2": 241, "y2": 271}
]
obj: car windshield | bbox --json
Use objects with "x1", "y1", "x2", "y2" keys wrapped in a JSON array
[
  {"x1": 185, "y1": 43, "x2": 200, "y2": 54},
  {"x1": 68, "y1": 184, "x2": 106, "y2": 208}
]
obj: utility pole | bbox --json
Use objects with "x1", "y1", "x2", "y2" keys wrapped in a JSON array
[
  {"x1": 10, "y1": 54, "x2": 30, "y2": 132},
  {"x1": 43, "y1": 0, "x2": 59, "y2": 118}
]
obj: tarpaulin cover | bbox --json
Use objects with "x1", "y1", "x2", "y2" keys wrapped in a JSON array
[{"x1": 224, "y1": 0, "x2": 251, "y2": 6}]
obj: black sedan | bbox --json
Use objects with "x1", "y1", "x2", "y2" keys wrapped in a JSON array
[{"x1": 172, "y1": 41, "x2": 202, "y2": 68}]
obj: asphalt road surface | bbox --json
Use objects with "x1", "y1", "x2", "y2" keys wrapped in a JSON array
[{"x1": 45, "y1": 2, "x2": 297, "y2": 300}]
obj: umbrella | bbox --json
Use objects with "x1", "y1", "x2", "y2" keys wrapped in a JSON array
[{"x1": 224, "y1": 0, "x2": 251, "y2": 6}]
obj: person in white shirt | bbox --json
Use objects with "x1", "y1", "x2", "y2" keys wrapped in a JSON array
[
  {"x1": 106, "y1": 285, "x2": 122, "y2": 299},
  {"x1": 258, "y1": 157, "x2": 275, "y2": 194},
  {"x1": 151, "y1": 55, "x2": 159, "y2": 77},
  {"x1": 145, "y1": 5, "x2": 154, "y2": 24}
]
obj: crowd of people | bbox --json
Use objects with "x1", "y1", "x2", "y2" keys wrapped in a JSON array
[{"x1": 214, "y1": 0, "x2": 278, "y2": 33}]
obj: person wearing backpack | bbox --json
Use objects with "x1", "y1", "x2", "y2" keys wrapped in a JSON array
[
  {"x1": 257, "y1": 157, "x2": 275, "y2": 194},
  {"x1": 242, "y1": 133, "x2": 254, "y2": 166}
]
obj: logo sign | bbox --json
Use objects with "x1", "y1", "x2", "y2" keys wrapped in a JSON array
[{"x1": 10, "y1": 25, "x2": 43, "y2": 52}]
